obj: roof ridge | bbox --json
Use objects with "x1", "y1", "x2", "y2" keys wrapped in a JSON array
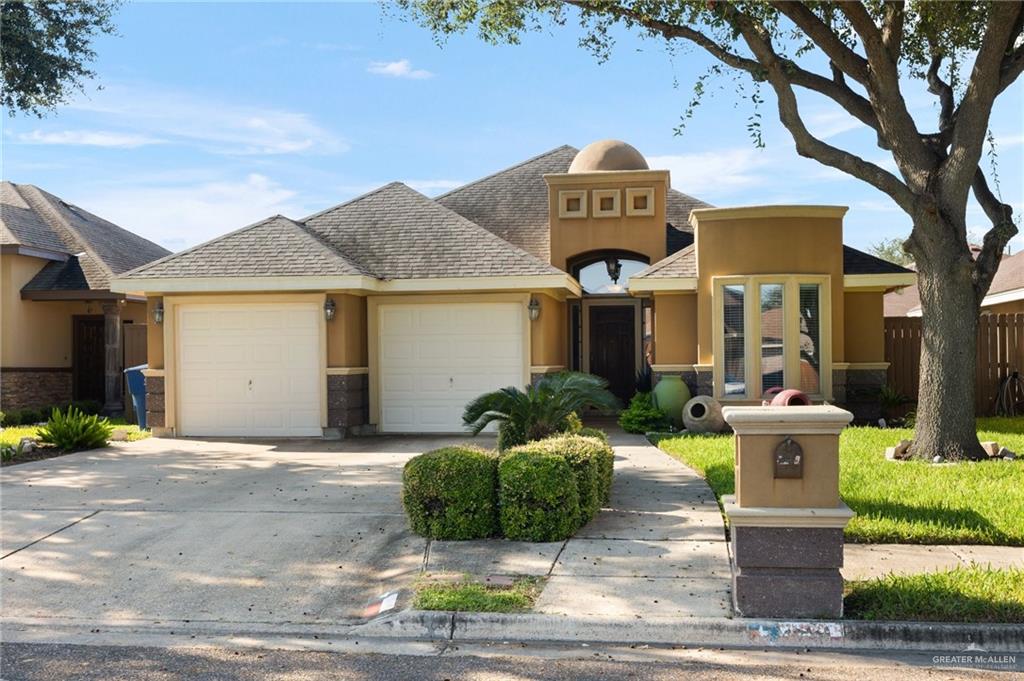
[
  {"x1": 433, "y1": 145, "x2": 578, "y2": 201},
  {"x1": 842, "y1": 244, "x2": 914, "y2": 274},
  {"x1": 18, "y1": 184, "x2": 111, "y2": 277},
  {"x1": 299, "y1": 181, "x2": 407, "y2": 223},
  {"x1": 119, "y1": 214, "x2": 295, "y2": 279},
  {"x1": 383, "y1": 183, "x2": 564, "y2": 275},
  {"x1": 277, "y1": 215, "x2": 371, "y2": 276}
]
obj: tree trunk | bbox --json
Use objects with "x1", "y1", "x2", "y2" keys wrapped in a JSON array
[{"x1": 909, "y1": 214, "x2": 987, "y2": 461}]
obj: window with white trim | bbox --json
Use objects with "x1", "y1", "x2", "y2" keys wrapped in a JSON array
[{"x1": 713, "y1": 276, "x2": 831, "y2": 400}]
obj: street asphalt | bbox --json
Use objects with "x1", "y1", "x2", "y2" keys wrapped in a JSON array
[{"x1": 1, "y1": 641, "x2": 1017, "y2": 680}]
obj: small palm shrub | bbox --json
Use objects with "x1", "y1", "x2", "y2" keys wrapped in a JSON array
[
  {"x1": 508, "y1": 433, "x2": 614, "y2": 522},
  {"x1": 618, "y1": 392, "x2": 670, "y2": 434},
  {"x1": 37, "y1": 407, "x2": 112, "y2": 451},
  {"x1": 498, "y1": 449, "x2": 581, "y2": 542},
  {"x1": 402, "y1": 446, "x2": 499, "y2": 540},
  {"x1": 464, "y1": 372, "x2": 620, "y2": 450}
]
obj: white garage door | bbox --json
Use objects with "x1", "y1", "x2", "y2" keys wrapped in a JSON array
[
  {"x1": 177, "y1": 303, "x2": 321, "y2": 437},
  {"x1": 379, "y1": 302, "x2": 525, "y2": 433}
]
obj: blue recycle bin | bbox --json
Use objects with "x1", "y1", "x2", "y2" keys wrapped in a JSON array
[{"x1": 124, "y1": 364, "x2": 148, "y2": 429}]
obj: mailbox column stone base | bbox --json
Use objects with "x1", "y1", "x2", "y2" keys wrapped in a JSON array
[{"x1": 724, "y1": 496, "x2": 853, "y2": 618}]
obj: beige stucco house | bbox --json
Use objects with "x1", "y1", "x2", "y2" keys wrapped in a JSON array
[
  {"x1": 112, "y1": 140, "x2": 914, "y2": 437},
  {"x1": 1, "y1": 182, "x2": 170, "y2": 414}
]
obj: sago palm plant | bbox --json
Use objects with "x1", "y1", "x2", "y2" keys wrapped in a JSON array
[{"x1": 463, "y1": 372, "x2": 620, "y2": 450}]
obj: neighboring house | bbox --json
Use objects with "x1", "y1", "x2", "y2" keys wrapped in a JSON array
[
  {"x1": 1, "y1": 182, "x2": 171, "y2": 413},
  {"x1": 885, "y1": 248, "x2": 1023, "y2": 317},
  {"x1": 112, "y1": 140, "x2": 914, "y2": 437}
]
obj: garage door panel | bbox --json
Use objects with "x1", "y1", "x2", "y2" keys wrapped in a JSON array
[
  {"x1": 379, "y1": 302, "x2": 524, "y2": 433},
  {"x1": 177, "y1": 303, "x2": 321, "y2": 437}
]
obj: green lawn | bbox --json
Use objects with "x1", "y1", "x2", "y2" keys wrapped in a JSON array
[
  {"x1": 844, "y1": 566, "x2": 1024, "y2": 623},
  {"x1": 1, "y1": 419, "x2": 150, "y2": 448},
  {"x1": 414, "y1": 577, "x2": 544, "y2": 613},
  {"x1": 657, "y1": 417, "x2": 1024, "y2": 545}
]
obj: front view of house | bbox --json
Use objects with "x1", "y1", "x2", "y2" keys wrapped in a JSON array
[{"x1": 112, "y1": 140, "x2": 914, "y2": 437}]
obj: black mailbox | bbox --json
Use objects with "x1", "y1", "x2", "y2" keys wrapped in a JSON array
[{"x1": 774, "y1": 437, "x2": 804, "y2": 479}]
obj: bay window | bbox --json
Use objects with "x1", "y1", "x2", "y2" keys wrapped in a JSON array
[{"x1": 712, "y1": 276, "x2": 831, "y2": 400}]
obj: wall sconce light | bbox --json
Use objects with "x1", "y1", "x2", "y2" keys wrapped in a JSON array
[
  {"x1": 527, "y1": 297, "x2": 541, "y2": 321},
  {"x1": 153, "y1": 301, "x2": 164, "y2": 325},
  {"x1": 324, "y1": 298, "x2": 336, "y2": 322}
]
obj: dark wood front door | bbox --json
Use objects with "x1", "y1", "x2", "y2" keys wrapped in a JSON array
[
  {"x1": 73, "y1": 316, "x2": 105, "y2": 403},
  {"x1": 589, "y1": 305, "x2": 636, "y2": 404}
]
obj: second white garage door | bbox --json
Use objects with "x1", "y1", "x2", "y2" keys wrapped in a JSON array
[
  {"x1": 177, "y1": 303, "x2": 322, "y2": 437},
  {"x1": 378, "y1": 302, "x2": 525, "y2": 433}
]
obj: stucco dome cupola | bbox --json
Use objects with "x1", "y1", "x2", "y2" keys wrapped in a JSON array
[{"x1": 568, "y1": 139, "x2": 649, "y2": 173}]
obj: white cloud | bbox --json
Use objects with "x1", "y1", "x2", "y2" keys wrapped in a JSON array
[
  {"x1": 805, "y1": 109, "x2": 867, "y2": 139},
  {"x1": 16, "y1": 129, "x2": 163, "y2": 148},
  {"x1": 81, "y1": 173, "x2": 314, "y2": 251},
  {"x1": 647, "y1": 148, "x2": 772, "y2": 196},
  {"x1": 367, "y1": 59, "x2": 433, "y2": 80},
  {"x1": 68, "y1": 83, "x2": 346, "y2": 156}
]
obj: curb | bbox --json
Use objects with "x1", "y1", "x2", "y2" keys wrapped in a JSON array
[{"x1": 351, "y1": 610, "x2": 1024, "y2": 653}]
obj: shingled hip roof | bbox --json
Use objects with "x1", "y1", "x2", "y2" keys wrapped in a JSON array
[
  {"x1": 117, "y1": 183, "x2": 564, "y2": 286},
  {"x1": 1, "y1": 181, "x2": 170, "y2": 291}
]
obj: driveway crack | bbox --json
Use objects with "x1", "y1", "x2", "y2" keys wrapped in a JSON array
[{"x1": 2, "y1": 510, "x2": 101, "y2": 560}]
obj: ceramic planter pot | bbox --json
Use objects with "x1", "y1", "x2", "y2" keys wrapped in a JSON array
[
  {"x1": 683, "y1": 395, "x2": 725, "y2": 433},
  {"x1": 653, "y1": 375, "x2": 691, "y2": 429}
]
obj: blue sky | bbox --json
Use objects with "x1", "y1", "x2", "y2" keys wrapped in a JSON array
[{"x1": 3, "y1": 2, "x2": 1022, "y2": 255}]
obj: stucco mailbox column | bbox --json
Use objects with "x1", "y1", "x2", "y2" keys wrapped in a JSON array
[{"x1": 721, "y1": 405, "x2": 854, "y2": 618}]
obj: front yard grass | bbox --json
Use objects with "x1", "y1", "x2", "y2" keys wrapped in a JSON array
[
  {"x1": 1, "y1": 418, "x2": 150, "y2": 466},
  {"x1": 414, "y1": 576, "x2": 544, "y2": 613},
  {"x1": 657, "y1": 417, "x2": 1024, "y2": 545},
  {"x1": 844, "y1": 566, "x2": 1024, "y2": 623}
]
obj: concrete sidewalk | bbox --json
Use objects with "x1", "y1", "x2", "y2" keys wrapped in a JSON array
[
  {"x1": 842, "y1": 543, "x2": 1023, "y2": 581},
  {"x1": 427, "y1": 430, "x2": 733, "y2": 619}
]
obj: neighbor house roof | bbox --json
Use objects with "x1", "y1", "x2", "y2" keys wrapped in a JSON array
[
  {"x1": 304, "y1": 182, "x2": 562, "y2": 279},
  {"x1": 1, "y1": 181, "x2": 170, "y2": 291},
  {"x1": 436, "y1": 145, "x2": 708, "y2": 261},
  {"x1": 884, "y1": 249, "x2": 1021, "y2": 317}
]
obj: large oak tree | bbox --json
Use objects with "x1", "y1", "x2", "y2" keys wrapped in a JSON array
[{"x1": 399, "y1": 0, "x2": 1022, "y2": 461}]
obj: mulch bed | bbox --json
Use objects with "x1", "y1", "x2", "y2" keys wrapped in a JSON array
[{"x1": 1, "y1": 446, "x2": 77, "y2": 467}]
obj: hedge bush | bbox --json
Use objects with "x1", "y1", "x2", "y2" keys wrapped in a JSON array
[
  {"x1": 508, "y1": 434, "x2": 613, "y2": 522},
  {"x1": 498, "y1": 450, "x2": 581, "y2": 542},
  {"x1": 578, "y1": 427, "x2": 609, "y2": 445},
  {"x1": 1, "y1": 400, "x2": 104, "y2": 427},
  {"x1": 402, "y1": 446, "x2": 499, "y2": 540}
]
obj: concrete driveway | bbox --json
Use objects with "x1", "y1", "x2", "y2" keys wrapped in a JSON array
[{"x1": 1, "y1": 435, "x2": 483, "y2": 627}]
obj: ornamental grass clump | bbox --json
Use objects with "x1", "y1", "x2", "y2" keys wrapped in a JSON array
[
  {"x1": 37, "y1": 406, "x2": 112, "y2": 451},
  {"x1": 402, "y1": 446, "x2": 499, "y2": 540}
]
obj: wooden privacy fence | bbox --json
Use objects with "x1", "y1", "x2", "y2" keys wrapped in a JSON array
[{"x1": 884, "y1": 313, "x2": 1024, "y2": 416}]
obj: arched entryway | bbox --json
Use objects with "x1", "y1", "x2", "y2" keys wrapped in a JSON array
[{"x1": 567, "y1": 251, "x2": 651, "y2": 403}]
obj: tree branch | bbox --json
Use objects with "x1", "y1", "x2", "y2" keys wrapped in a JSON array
[
  {"x1": 838, "y1": 2, "x2": 934, "y2": 181},
  {"x1": 726, "y1": 9, "x2": 914, "y2": 211},
  {"x1": 769, "y1": 1, "x2": 869, "y2": 83},
  {"x1": 943, "y1": 2, "x2": 1023, "y2": 210},
  {"x1": 926, "y1": 55, "x2": 955, "y2": 134},
  {"x1": 881, "y1": 1, "x2": 905, "y2": 60},
  {"x1": 971, "y1": 169, "x2": 1018, "y2": 300}
]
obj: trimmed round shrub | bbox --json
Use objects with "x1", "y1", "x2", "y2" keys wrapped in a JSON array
[
  {"x1": 498, "y1": 449, "x2": 580, "y2": 541},
  {"x1": 512, "y1": 434, "x2": 614, "y2": 520},
  {"x1": 402, "y1": 446, "x2": 498, "y2": 540},
  {"x1": 578, "y1": 427, "x2": 609, "y2": 445}
]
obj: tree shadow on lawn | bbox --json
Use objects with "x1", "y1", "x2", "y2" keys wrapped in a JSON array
[{"x1": 842, "y1": 497, "x2": 1010, "y2": 545}]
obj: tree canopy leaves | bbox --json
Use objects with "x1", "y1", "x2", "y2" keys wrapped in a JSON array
[{"x1": 1, "y1": 1, "x2": 119, "y2": 117}]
